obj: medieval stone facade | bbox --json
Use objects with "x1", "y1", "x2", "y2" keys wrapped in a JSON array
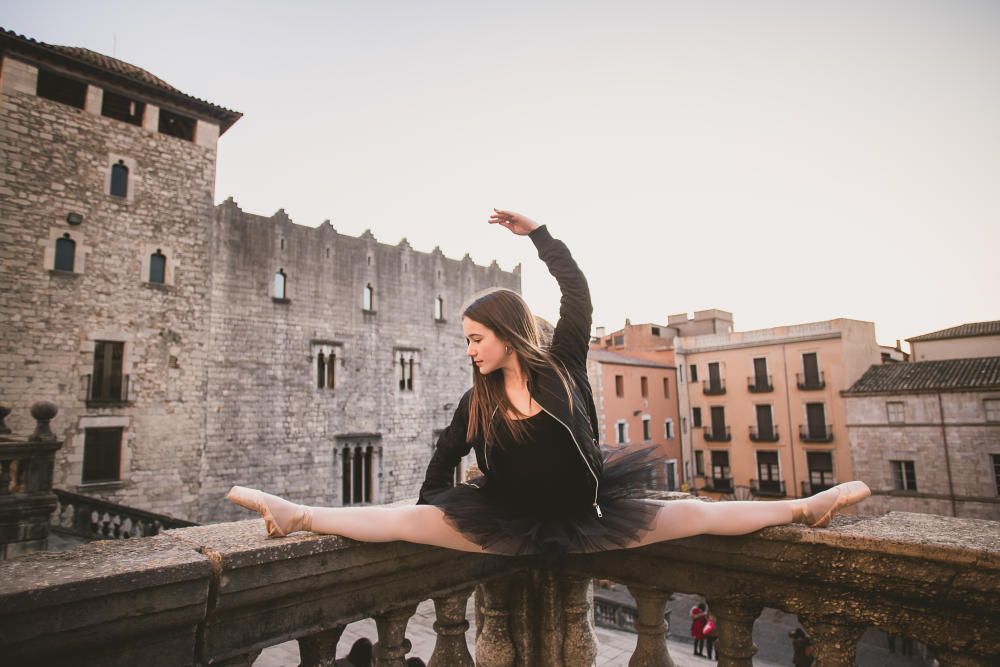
[{"x1": 0, "y1": 30, "x2": 518, "y2": 523}]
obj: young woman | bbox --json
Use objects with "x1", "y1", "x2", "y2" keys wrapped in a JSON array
[{"x1": 226, "y1": 209, "x2": 870, "y2": 558}]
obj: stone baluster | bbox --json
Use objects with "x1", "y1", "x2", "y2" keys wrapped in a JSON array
[
  {"x1": 626, "y1": 585, "x2": 675, "y2": 667},
  {"x1": 0, "y1": 460, "x2": 10, "y2": 496},
  {"x1": 429, "y1": 588, "x2": 475, "y2": 667},
  {"x1": 373, "y1": 603, "x2": 418, "y2": 667},
  {"x1": 932, "y1": 648, "x2": 997, "y2": 667},
  {"x1": 706, "y1": 597, "x2": 761, "y2": 667},
  {"x1": 476, "y1": 579, "x2": 517, "y2": 667},
  {"x1": 798, "y1": 616, "x2": 865, "y2": 667},
  {"x1": 0, "y1": 405, "x2": 11, "y2": 434},
  {"x1": 29, "y1": 402, "x2": 57, "y2": 443},
  {"x1": 562, "y1": 574, "x2": 598, "y2": 667},
  {"x1": 507, "y1": 572, "x2": 536, "y2": 666},
  {"x1": 298, "y1": 625, "x2": 345, "y2": 667}
]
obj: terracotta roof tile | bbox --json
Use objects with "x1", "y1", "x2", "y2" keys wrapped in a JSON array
[
  {"x1": 907, "y1": 320, "x2": 1000, "y2": 342},
  {"x1": 844, "y1": 357, "x2": 1000, "y2": 394}
]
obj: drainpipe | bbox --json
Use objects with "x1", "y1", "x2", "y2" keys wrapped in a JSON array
[
  {"x1": 782, "y1": 344, "x2": 799, "y2": 496},
  {"x1": 937, "y1": 392, "x2": 958, "y2": 517}
]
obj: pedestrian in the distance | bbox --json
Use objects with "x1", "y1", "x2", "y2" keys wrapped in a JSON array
[
  {"x1": 790, "y1": 628, "x2": 815, "y2": 667},
  {"x1": 691, "y1": 603, "x2": 708, "y2": 657},
  {"x1": 704, "y1": 613, "x2": 719, "y2": 660}
]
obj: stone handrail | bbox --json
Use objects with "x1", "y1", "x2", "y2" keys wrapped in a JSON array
[
  {"x1": 0, "y1": 507, "x2": 997, "y2": 666},
  {"x1": 50, "y1": 488, "x2": 199, "y2": 541}
]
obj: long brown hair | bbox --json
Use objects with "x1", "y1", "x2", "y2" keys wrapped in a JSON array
[{"x1": 463, "y1": 288, "x2": 575, "y2": 445}]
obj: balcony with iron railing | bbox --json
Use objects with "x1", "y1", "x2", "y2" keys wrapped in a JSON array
[
  {"x1": 701, "y1": 476, "x2": 734, "y2": 493},
  {"x1": 747, "y1": 375, "x2": 773, "y2": 393},
  {"x1": 1, "y1": 404, "x2": 998, "y2": 666},
  {"x1": 703, "y1": 425, "x2": 732, "y2": 442},
  {"x1": 749, "y1": 478, "x2": 787, "y2": 497},
  {"x1": 800, "y1": 423, "x2": 834, "y2": 443},
  {"x1": 796, "y1": 371, "x2": 826, "y2": 391},
  {"x1": 748, "y1": 425, "x2": 779, "y2": 442},
  {"x1": 702, "y1": 378, "x2": 726, "y2": 396}
]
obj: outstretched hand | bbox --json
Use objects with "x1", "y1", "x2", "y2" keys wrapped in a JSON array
[{"x1": 489, "y1": 209, "x2": 539, "y2": 236}]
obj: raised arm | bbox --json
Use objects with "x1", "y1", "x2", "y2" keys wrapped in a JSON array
[{"x1": 489, "y1": 209, "x2": 592, "y2": 369}]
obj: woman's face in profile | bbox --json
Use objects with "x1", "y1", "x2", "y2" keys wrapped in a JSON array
[{"x1": 463, "y1": 316, "x2": 507, "y2": 375}]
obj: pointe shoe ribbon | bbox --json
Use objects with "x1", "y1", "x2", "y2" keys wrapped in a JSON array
[
  {"x1": 793, "y1": 481, "x2": 871, "y2": 528},
  {"x1": 225, "y1": 486, "x2": 312, "y2": 537}
]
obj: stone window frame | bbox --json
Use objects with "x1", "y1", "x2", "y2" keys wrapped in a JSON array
[
  {"x1": 886, "y1": 401, "x2": 906, "y2": 424},
  {"x1": 641, "y1": 414, "x2": 651, "y2": 442},
  {"x1": 755, "y1": 449, "x2": 783, "y2": 486},
  {"x1": 694, "y1": 449, "x2": 704, "y2": 476},
  {"x1": 615, "y1": 419, "x2": 628, "y2": 445},
  {"x1": 271, "y1": 268, "x2": 290, "y2": 302},
  {"x1": 104, "y1": 154, "x2": 139, "y2": 203},
  {"x1": 140, "y1": 242, "x2": 177, "y2": 288},
  {"x1": 74, "y1": 415, "x2": 132, "y2": 490},
  {"x1": 434, "y1": 295, "x2": 446, "y2": 323},
  {"x1": 640, "y1": 376, "x2": 648, "y2": 398},
  {"x1": 335, "y1": 436, "x2": 382, "y2": 506},
  {"x1": 664, "y1": 418, "x2": 674, "y2": 440},
  {"x1": 614, "y1": 375, "x2": 624, "y2": 398},
  {"x1": 362, "y1": 283, "x2": 376, "y2": 313},
  {"x1": 984, "y1": 398, "x2": 1000, "y2": 423},
  {"x1": 663, "y1": 458, "x2": 678, "y2": 491},
  {"x1": 42, "y1": 227, "x2": 90, "y2": 275},
  {"x1": 890, "y1": 459, "x2": 918, "y2": 492},
  {"x1": 394, "y1": 348, "x2": 420, "y2": 394},
  {"x1": 80, "y1": 330, "x2": 136, "y2": 403},
  {"x1": 312, "y1": 341, "x2": 343, "y2": 392},
  {"x1": 692, "y1": 406, "x2": 702, "y2": 428}
]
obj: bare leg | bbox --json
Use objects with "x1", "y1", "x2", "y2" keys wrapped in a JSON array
[
  {"x1": 307, "y1": 505, "x2": 491, "y2": 554},
  {"x1": 628, "y1": 498, "x2": 795, "y2": 548}
]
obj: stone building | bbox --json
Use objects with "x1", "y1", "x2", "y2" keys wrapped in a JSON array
[
  {"x1": 906, "y1": 320, "x2": 1000, "y2": 362},
  {"x1": 0, "y1": 28, "x2": 518, "y2": 523},
  {"x1": 843, "y1": 356, "x2": 1000, "y2": 520}
]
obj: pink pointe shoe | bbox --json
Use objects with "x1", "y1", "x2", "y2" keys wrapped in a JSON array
[
  {"x1": 225, "y1": 486, "x2": 313, "y2": 537},
  {"x1": 792, "y1": 481, "x2": 871, "y2": 528}
]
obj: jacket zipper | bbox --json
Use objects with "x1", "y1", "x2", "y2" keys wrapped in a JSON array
[{"x1": 534, "y1": 400, "x2": 602, "y2": 518}]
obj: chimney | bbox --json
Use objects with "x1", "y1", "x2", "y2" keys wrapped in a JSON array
[{"x1": 596, "y1": 326, "x2": 606, "y2": 337}]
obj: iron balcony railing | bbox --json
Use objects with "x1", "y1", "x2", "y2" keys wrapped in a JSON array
[
  {"x1": 750, "y1": 478, "x2": 786, "y2": 497},
  {"x1": 796, "y1": 371, "x2": 826, "y2": 391},
  {"x1": 747, "y1": 374, "x2": 773, "y2": 392},
  {"x1": 799, "y1": 424, "x2": 833, "y2": 443},
  {"x1": 749, "y1": 425, "x2": 779, "y2": 442},
  {"x1": 702, "y1": 379, "x2": 726, "y2": 395},
  {"x1": 703, "y1": 425, "x2": 731, "y2": 442}
]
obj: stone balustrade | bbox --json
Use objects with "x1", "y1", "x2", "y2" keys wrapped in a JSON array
[{"x1": 0, "y1": 506, "x2": 997, "y2": 666}]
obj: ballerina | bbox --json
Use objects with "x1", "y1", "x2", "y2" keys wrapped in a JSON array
[{"x1": 226, "y1": 209, "x2": 870, "y2": 556}]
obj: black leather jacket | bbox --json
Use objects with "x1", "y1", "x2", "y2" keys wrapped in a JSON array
[{"x1": 417, "y1": 225, "x2": 606, "y2": 517}]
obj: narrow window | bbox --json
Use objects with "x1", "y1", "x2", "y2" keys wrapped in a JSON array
[
  {"x1": 36, "y1": 69, "x2": 87, "y2": 109},
  {"x1": 642, "y1": 416, "x2": 651, "y2": 441},
  {"x1": 891, "y1": 460, "x2": 917, "y2": 491},
  {"x1": 710, "y1": 451, "x2": 732, "y2": 491},
  {"x1": 55, "y1": 234, "x2": 75, "y2": 271},
  {"x1": 651, "y1": 326, "x2": 660, "y2": 336},
  {"x1": 434, "y1": 296, "x2": 444, "y2": 321},
  {"x1": 613, "y1": 334, "x2": 624, "y2": 347},
  {"x1": 616, "y1": 420, "x2": 627, "y2": 444},
  {"x1": 694, "y1": 450, "x2": 704, "y2": 476},
  {"x1": 326, "y1": 352, "x2": 336, "y2": 389},
  {"x1": 158, "y1": 108, "x2": 196, "y2": 141},
  {"x1": 640, "y1": 376, "x2": 648, "y2": 398},
  {"x1": 82, "y1": 427, "x2": 123, "y2": 483},
  {"x1": 149, "y1": 249, "x2": 166, "y2": 284},
  {"x1": 274, "y1": 270, "x2": 287, "y2": 299},
  {"x1": 398, "y1": 352, "x2": 415, "y2": 391},
  {"x1": 689, "y1": 364, "x2": 699, "y2": 382},
  {"x1": 663, "y1": 377, "x2": 670, "y2": 399},
  {"x1": 692, "y1": 407, "x2": 702, "y2": 428},
  {"x1": 363, "y1": 284, "x2": 374, "y2": 311},
  {"x1": 91, "y1": 341, "x2": 125, "y2": 402},
  {"x1": 664, "y1": 419, "x2": 674, "y2": 440},
  {"x1": 615, "y1": 375, "x2": 624, "y2": 398},
  {"x1": 992, "y1": 454, "x2": 1000, "y2": 496},
  {"x1": 110, "y1": 160, "x2": 129, "y2": 198},
  {"x1": 317, "y1": 352, "x2": 326, "y2": 389},
  {"x1": 341, "y1": 443, "x2": 375, "y2": 505},
  {"x1": 886, "y1": 401, "x2": 905, "y2": 424},
  {"x1": 101, "y1": 90, "x2": 144, "y2": 126}
]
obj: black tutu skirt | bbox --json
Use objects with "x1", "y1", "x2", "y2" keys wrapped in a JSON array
[{"x1": 422, "y1": 444, "x2": 665, "y2": 561}]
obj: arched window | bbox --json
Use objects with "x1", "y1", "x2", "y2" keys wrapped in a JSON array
[
  {"x1": 317, "y1": 351, "x2": 326, "y2": 389},
  {"x1": 274, "y1": 269, "x2": 286, "y2": 299},
  {"x1": 54, "y1": 234, "x2": 75, "y2": 271},
  {"x1": 363, "y1": 283, "x2": 374, "y2": 311},
  {"x1": 110, "y1": 160, "x2": 128, "y2": 198},
  {"x1": 434, "y1": 296, "x2": 444, "y2": 321},
  {"x1": 149, "y1": 249, "x2": 165, "y2": 284}
]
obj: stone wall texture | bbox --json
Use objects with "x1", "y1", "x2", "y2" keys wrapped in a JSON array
[{"x1": 0, "y1": 56, "x2": 519, "y2": 523}]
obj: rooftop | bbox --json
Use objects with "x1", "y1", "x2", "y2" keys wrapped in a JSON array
[
  {"x1": 844, "y1": 356, "x2": 1000, "y2": 395},
  {"x1": 906, "y1": 320, "x2": 1000, "y2": 343}
]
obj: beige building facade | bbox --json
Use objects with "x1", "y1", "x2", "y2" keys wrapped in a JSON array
[
  {"x1": 906, "y1": 321, "x2": 1000, "y2": 362},
  {"x1": 844, "y1": 357, "x2": 1000, "y2": 521},
  {"x1": 677, "y1": 318, "x2": 881, "y2": 500}
]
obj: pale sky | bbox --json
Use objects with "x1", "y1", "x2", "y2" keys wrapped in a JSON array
[{"x1": 7, "y1": 1, "x2": 999, "y2": 350}]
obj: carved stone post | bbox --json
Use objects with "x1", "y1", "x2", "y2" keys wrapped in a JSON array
[
  {"x1": 562, "y1": 574, "x2": 598, "y2": 667},
  {"x1": 932, "y1": 648, "x2": 997, "y2": 667},
  {"x1": 373, "y1": 603, "x2": 417, "y2": 667},
  {"x1": 798, "y1": 617, "x2": 865, "y2": 667},
  {"x1": 476, "y1": 579, "x2": 516, "y2": 667},
  {"x1": 626, "y1": 585, "x2": 675, "y2": 667},
  {"x1": 430, "y1": 587, "x2": 475, "y2": 667},
  {"x1": 706, "y1": 597, "x2": 761, "y2": 667},
  {"x1": 297, "y1": 625, "x2": 345, "y2": 667}
]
